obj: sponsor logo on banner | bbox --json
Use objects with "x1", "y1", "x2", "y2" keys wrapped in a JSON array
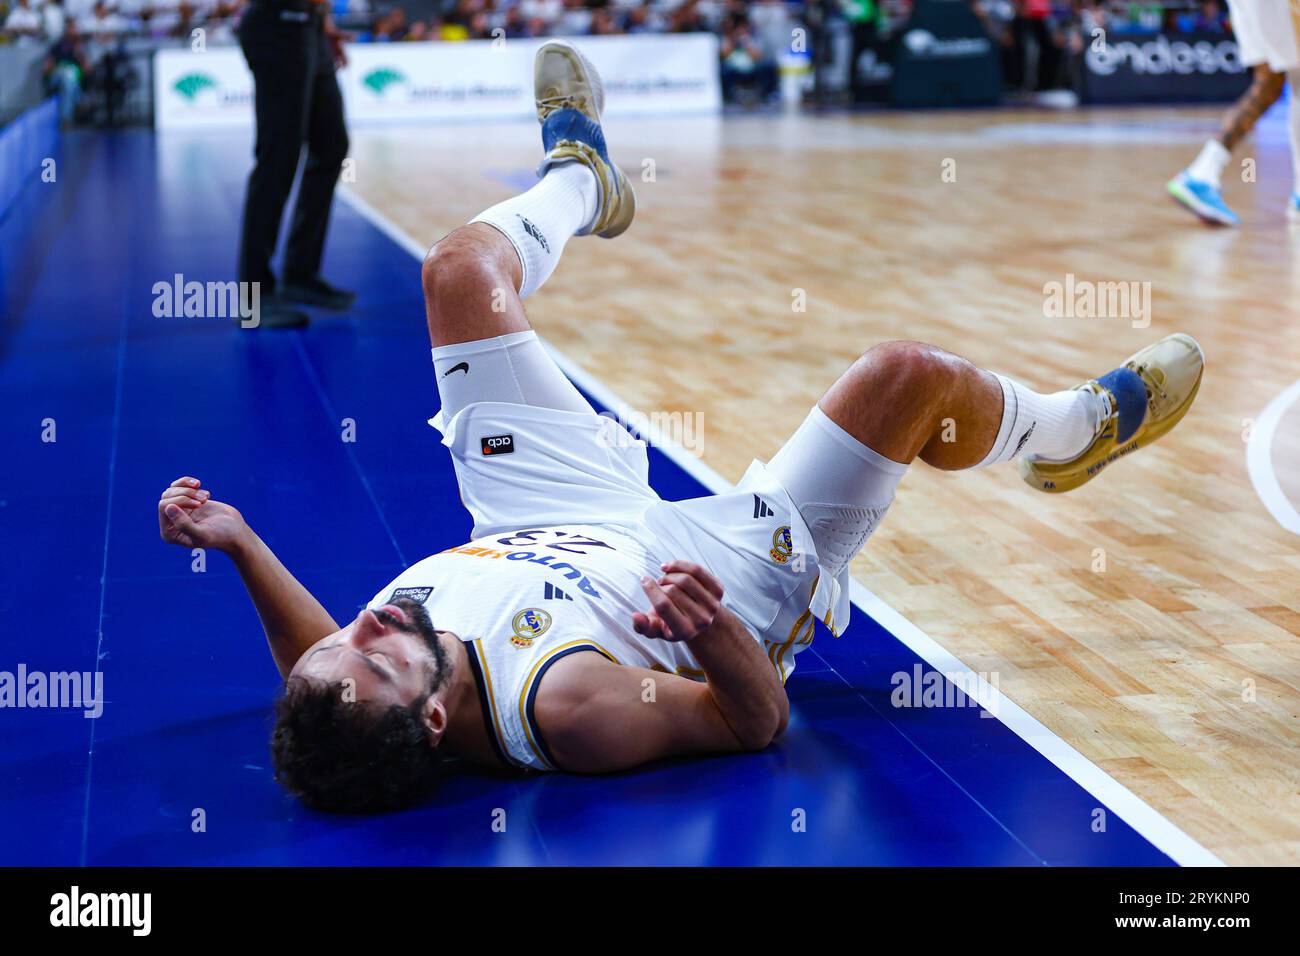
[
  {"x1": 173, "y1": 72, "x2": 218, "y2": 101},
  {"x1": 902, "y1": 29, "x2": 992, "y2": 59},
  {"x1": 154, "y1": 48, "x2": 253, "y2": 127},
  {"x1": 362, "y1": 67, "x2": 407, "y2": 95},
  {"x1": 1080, "y1": 32, "x2": 1250, "y2": 103},
  {"x1": 1086, "y1": 35, "x2": 1242, "y2": 77}
]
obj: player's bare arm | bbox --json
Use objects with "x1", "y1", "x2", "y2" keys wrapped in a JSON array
[
  {"x1": 536, "y1": 562, "x2": 788, "y2": 772},
  {"x1": 158, "y1": 476, "x2": 339, "y2": 678}
]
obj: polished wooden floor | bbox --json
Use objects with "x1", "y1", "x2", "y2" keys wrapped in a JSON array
[{"x1": 348, "y1": 107, "x2": 1300, "y2": 866}]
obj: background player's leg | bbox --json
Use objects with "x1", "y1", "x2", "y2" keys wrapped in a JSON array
[
  {"x1": 1168, "y1": 64, "x2": 1284, "y2": 225},
  {"x1": 1215, "y1": 64, "x2": 1286, "y2": 154},
  {"x1": 1288, "y1": 72, "x2": 1300, "y2": 209}
]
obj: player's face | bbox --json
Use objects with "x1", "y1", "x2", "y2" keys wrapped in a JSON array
[{"x1": 290, "y1": 599, "x2": 450, "y2": 709}]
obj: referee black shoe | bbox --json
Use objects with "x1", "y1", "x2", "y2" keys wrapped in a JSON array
[
  {"x1": 235, "y1": 294, "x2": 309, "y2": 330},
  {"x1": 279, "y1": 276, "x2": 357, "y2": 312}
]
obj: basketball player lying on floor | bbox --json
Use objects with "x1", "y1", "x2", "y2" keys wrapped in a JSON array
[{"x1": 156, "y1": 42, "x2": 1205, "y2": 812}]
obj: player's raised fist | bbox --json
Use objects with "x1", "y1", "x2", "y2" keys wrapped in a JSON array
[
  {"x1": 157, "y1": 477, "x2": 249, "y2": 553},
  {"x1": 632, "y1": 560, "x2": 725, "y2": 643}
]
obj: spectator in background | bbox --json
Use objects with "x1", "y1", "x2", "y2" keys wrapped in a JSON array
[
  {"x1": 624, "y1": 1, "x2": 664, "y2": 34},
  {"x1": 843, "y1": 0, "x2": 884, "y2": 105},
  {"x1": 80, "y1": 0, "x2": 128, "y2": 36},
  {"x1": 671, "y1": 0, "x2": 709, "y2": 33},
  {"x1": 519, "y1": 0, "x2": 560, "y2": 30},
  {"x1": 975, "y1": 0, "x2": 1020, "y2": 88},
  {"x1": 1011, "y1": 0, "x2": 1067, "y2": 91},
  {"x1": 442, "y1": 0, "x2": 476, "y2": 39},
  {"x1": 374, "y1": 7, "x2": 407, "y2": 40},
  {"x1": 719, "y1": 8, "x2": 777, "y2": 104},
  {"x1": 1191, "y1": 0, "x2": 1226, "y2": 31},
  {"x1": 749, "y1": 0, "x2": 793, "y2": 52},
  {"x1": 45, "y1": 18, "x2": 89, "y2": 124},
  {"x1": 41, "y1": 0, "x2": 68, "y2": 41},
  {"x1": 591, "y1": 5, "x2": 619, "y2": 34},
  {"x1": 500, "y1": 4, "x2": 532, "y2": 38},
  {"x1": 3, "y1": 0, "x2": 45, "y2": 42},
  {"x1": 1077, "y1": 0, "x2": 1107, "y2": 36},
  {"x1": 556, "y1": 0, "x2": 593, "y2": 35}
]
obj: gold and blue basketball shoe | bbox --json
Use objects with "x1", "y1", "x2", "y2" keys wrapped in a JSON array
[
  {"x1": 533, "y1": 40, "x2": 635, "y2": 238},
  {"x1": 1020, "y1": 333, "x2": 1204, "y2": 494},
  {"x1": 1166, "y1": 171, "x2": 1239, "y2": 227}
]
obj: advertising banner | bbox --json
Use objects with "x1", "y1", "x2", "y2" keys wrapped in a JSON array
[
  {"x1": 155, "y1": 33, "x2": 721, "y2": 129},
  {"x1": 1082, "y1": 32, "x2": 1252, "y2": 104},
  {"x1": 890, "y1": 0, "x2": 1001, "y2": 107}
]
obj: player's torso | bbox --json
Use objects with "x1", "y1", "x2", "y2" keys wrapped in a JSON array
[{"x1": 368, "y1": 524, "x2": 708, "y2": 770}]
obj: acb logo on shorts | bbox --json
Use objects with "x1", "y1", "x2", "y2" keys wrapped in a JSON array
[
  {"x1": 481, "y1": 434, "x2": 515, "y2": 456},
  {"x1": 510, "y1": 608, "x2": 552, "y2": 647},
  {"x1": 769, "y1": 526, "x2": 793, "y2": 565}
]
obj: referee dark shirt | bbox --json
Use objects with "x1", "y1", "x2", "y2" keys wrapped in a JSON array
[{"x1": 237, "y1": 0, "x2": 354, "y2": 326}]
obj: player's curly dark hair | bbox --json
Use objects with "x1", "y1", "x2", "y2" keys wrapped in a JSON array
[{"x1": 271, "y1": 677, "x2": 443, "y2": 813}]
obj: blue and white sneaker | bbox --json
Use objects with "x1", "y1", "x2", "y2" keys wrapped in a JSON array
[
  {"x1": 1287, "y1": 192, "x2": 1300, "y2": 221},
  {"x1": 1166, "y1": 171, "x2": 1239, "y2": 226}
]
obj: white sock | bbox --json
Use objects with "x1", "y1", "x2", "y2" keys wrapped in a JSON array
[
  {"x1": 1289, "y1": 73, "x2": 1300, "y2": 194},
  {"x1": 469, "y1": 162, "x2": 598, "y2": 299},
  {"x1": 974, "y1": 375, "x2": 1106, "y2": 467},
  {"x1": 1187, "y1": 139, "x2": 1230, "y2": 188}
]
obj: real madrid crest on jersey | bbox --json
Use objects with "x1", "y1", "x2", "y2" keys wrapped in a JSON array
[
  {"x1": 769, "y1": 525, "x2": 793, "y2": 565},
  {"x1": 510, "y1": 607, "x2": 553, "y2": 648}
]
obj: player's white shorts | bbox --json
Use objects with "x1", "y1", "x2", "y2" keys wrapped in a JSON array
[
  {"x1": 429, "y1": 330, "x2": 906, "y2": 672},
  {"x1": 1226, "y1": 0, "x2": 1300, "y2": 71}
]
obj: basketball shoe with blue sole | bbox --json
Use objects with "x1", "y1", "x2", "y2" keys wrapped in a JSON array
[
  {"x1": 1166, "y1": 171, "x2": 1239, "y2": 226},
  {"x1": 533, "y1": 40, "x2": 635, "y2": 239},
  {"x1": 1020, "y1": 333, "x2": 1205, "y2": 494}
]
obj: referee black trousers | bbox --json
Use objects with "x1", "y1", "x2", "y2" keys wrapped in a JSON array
[{"x1": 237, "y1": 4, "x2": 349, "y2": 291}]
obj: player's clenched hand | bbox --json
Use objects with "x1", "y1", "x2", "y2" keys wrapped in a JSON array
[
  {"x1": 157, "y1": 477, "x2": 249, "y2": 554},
  {"x1": 632, "y1": 560, "x2": 725, "y2": 643}
]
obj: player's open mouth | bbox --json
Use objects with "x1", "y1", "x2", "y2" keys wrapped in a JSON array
[{"x1": 378, "y1": 604, "x2": 409, "y2": 626}]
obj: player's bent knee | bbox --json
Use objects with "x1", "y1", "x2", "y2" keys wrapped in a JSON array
[
  {"x1": 421, "y1": 233, "x2": 496, "y2": 304},
  {"x1": 857, "y1": 340, "x2": 950, "y2": 391}
]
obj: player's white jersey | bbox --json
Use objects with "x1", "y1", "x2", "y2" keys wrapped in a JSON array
[
  {"x1": 386, "y1": 390, "x2": 857, "y2": 771},
  {"x1": 368, "y1": 524, "x2": 715, "y2": 771},
  {"x1": 368, "y1": 498, "x2": 838, "y2": 771}
]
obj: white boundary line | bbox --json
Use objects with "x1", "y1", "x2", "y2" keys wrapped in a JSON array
[
  {"x1": 1247, "y1": 379, "x2": 1300, "y2": 536},
  {"x1": 337, "y1": 186, "x2": 1224, "y2": 867}
]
